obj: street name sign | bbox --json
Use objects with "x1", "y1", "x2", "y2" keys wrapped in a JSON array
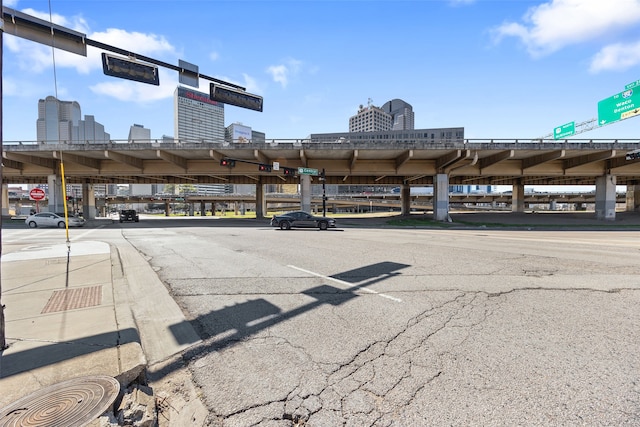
[
  {"x1": 298, "y1": 167, "x2": 319, "y2": 176},
  {"x1": 553, "y1": 121, "x2": 575, "y2": 139},
  {"x1": 598, "y1": 88, "x2": 640, "y2": 126}
]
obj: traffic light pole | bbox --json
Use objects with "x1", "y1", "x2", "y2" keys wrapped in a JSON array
[
  {"x1": 1, "y1": 0, "x2": 7, "y2": 351},
  {"x1": 321, "y1": 169, "x2": 326, "y2": 217}
]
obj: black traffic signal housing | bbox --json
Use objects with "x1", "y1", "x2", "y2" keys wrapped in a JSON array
[
  {"x1": 220, "y1": 158, "x2": 236, "y2": 167},
  {"x1": 258, "y1": 163, "x2": 272, "y2": 172},
  {"x1": 282, "y1": 167, "x2": 296, "y2": 176}
]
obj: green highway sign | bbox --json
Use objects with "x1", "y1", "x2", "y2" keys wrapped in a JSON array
[
  {"x1": 298, "y1": 167, "x2": 319, "y2": 176},
  {"x1": 625, "y1": 80, "x2": 640, "y2": 90},
  {"x1": 597, "y1": 88, "x2": 640, "y2": 126},
  {"x1": 553, "y1": 121, "x2": 575, "y2": 139}
]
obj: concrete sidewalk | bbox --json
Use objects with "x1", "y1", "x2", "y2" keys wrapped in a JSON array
[{"x1": 0, "y1": 238, "x2": 201, "y2": 415}]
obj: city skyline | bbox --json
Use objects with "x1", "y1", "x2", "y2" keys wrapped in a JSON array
[{"x1": 4, "y1": 0, "x2": 640, "y2": 144}]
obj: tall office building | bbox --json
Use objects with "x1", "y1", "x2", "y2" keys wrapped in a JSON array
[
  {"x1": 128, "y1": 124, "x2": 151, "y2": 142},
  {"x1": 174, "y1": 86, "x2": 225, "y2": 143},
  {"x1": 36, "y1": 96, "x2": 110, "y2": 143},
  {"x1": 37, "y1": 96, "x2": 81, "y2": 143},
  {"x1": 349, "y1": 102, "x2": 392, "y2": 132},
  {"x1": 381, "y1": 99, "x2": 414, "y2": 130},
  {"x1": 174, "y1": 86, "x2": 229, "y2": 194}
]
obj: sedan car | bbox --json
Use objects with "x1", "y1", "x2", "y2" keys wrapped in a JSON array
[
  {"x1": 25, "y1": 212, "x2": 86, "y2": 228},
  {"x1": 270, "y1": 211, "x2": 336, "y2": 230}
]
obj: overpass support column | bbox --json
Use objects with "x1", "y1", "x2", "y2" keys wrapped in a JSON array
[
  {"x1": 595, "y1": 175, "x2": 617, "y2": 220},
  {"x1": 626, "y1": 184, "x2": 640, "y2": 212},
  {"x1": 255, "y1": 179, "x2": 266, "y2": 219},
  {"x1": 512, "y1": 181, "x2": 525, "y2": 213},
  {"x1": 300, "y1": 175, "x2": 311, "y2": 213},
  {"x1": 48, "y1": 174, "x2": 64, "y2": 213},
  {"x1": 81, "y1": 183, "x2": 96, "y2": 219},
  {"x1": 200, "y1": 201, "x2": 206, "y2": 216},
  {"x1": 1, "y1": 184, "x2": 9, "y2": 216},
  {"x1": 401, "y1": 183, "x2": 411, "y2": 216},
  {"x1": 164, "y1": 201, "x2": 171, "y2": 217},
  {"x1": 433, "y1": 174, "x2": 450, "y2": 222}
]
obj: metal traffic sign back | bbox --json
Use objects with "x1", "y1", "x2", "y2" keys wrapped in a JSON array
[
  {"x1": 598, "y1": 88, "x2": 640, "y2": 126},
  {"x1": 553, "y1": 121, "x2": 575, "y2": 139},
  {"x1": 298, "y1": 167, "x2": 319, "y2": 176}
]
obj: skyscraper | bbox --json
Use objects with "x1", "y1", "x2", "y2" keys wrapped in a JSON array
[
  {"x1": 381, "y1": 99, "x2": 414, "y2": 130},
  {"x1": 36, "y1": 96, "x2": 110, "y2": 143},
  {"x1": 174, "y1": 86, "x2": 225, "y2": 143},
  {"x1": 349, "y1": 102, "x2": 392, "y2": 132}
]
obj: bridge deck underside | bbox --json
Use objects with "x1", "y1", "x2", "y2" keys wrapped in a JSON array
[{"x1": 2, "y1": 141, "x2": 640, "y2": 186}]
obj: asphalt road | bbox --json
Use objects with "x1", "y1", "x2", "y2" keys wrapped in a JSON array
[
  {"x1": 3, "y1": 217, "x2": 640, "y2": 426},
  {"x1": 117, "y1": 220, "x2": 639, "y2": 426}
]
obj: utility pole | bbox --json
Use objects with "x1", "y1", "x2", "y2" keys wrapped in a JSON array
[
  {"x1": 1, "y1": 0, "x2": 7, "y2": 351},
  {"x1": 320, "y1": 169, "x2": 326, "y2": 217}
]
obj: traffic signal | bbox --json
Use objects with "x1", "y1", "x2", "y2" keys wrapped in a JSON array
[
  {"x1": 258, "y1": 164, "x2": 272, "y2": 172},
  {"x1": 220, "y1": 158, "x2": 236, "y2": 167},
  {"x1": 282, "y1": 167, "x2": 296, "y2": 176}
]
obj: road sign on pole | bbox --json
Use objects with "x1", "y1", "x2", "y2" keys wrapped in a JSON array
[
  {"x1": 29, "y1": 188, "x2": 46, "y2": 201},
  {"x1": 297, "y1": 167, "x2": 319, "y2": 176},
  {"x1": 598, "y1": 88, "x2": 640, "y2": 126},
  {"x1": 553, "y1": 121, "x2": 575, "y2": 139}
]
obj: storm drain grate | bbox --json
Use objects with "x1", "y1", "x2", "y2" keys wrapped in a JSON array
[
  {"x1": 0, "y1": 375, "x2": 120, "y2": 427},
  {"x1": 41, "y1": 285, "x2": 103, "y2": 314}
]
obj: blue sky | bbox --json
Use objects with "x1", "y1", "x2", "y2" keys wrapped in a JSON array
[{"x1": 3, "y1": 0, "x2": 640, "y2": 144}]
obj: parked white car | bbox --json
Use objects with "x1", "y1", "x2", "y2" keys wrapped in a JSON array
[{"x1": 25, "y1": 212, "x2": 86, "y2": 228}]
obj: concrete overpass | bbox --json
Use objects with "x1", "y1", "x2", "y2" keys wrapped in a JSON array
[{"x1": 2, "y1": 138, "x2": 640, "y2": 220}]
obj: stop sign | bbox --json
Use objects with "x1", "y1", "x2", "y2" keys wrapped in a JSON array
[{"x1": 29, "y1": 188, "x2": 46, "y2": 201}]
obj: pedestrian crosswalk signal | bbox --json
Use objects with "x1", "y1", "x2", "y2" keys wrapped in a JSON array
[
  {"x1": 282, "y1": 167, "x2": 296, "y2": 176},
  {"x1": 258, "y1": 164, "x2": 272, "y2": 172}
]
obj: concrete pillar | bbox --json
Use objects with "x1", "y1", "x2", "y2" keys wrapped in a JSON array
[
  {"x1": 595, "y1": 175, "x2": 617, "y2": 220},
  {"x1": 433, "y1": 174, "x2": 450, "y2": 221},
  {"x1": 200, "y1": 201, "x2": 206, "y2": 216},
  {"x1": 300, "y1": 175, "x2": 311, "y2": 213},
  {"x1": 512, "y1": 181, "x2": 525, "y2": 213},
  {"x1": 81, "y1": 183, "x2": 97, "y2": 219},
  {"x1": 255, "y1": 179, "x2": 266, "y2": 219},
  {"x1": 549, "y1": 200, "x2": 557, "y2": 211},
  {"x1": 1, "y1": 184, "x2": 9, "y2": 216},
  {"x1": 401, "y1": 183, "x2": 411, "y2": 216},
  {"x1": 47, "y1": 174, "x2": 64, "y2": 212},
  {"x1": 626, "y1": 184, "x2": 640, "y2": 212},
  {"x1": 164, "y1": 201, "x2": 171, "y2": 217},
  {"x1": 189, "y1": 203, "x2": 195, "y2": 216}
]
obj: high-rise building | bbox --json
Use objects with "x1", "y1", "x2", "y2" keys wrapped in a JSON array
[
  {"x1": 349, "y1": 102, "x2": 392, "y2": 133},
  {"x1": 174, "y1": 86, "x2": 225, "y2": 143},
  {"x1": 128, "y1": 124, "x2": 151, "y2": 142},
  {"x1": 381, "y1": 99, "x2": 414, "y2": 130},
  {"x1": 36, "y1": 96, "x2": 110, "y2": 143}
]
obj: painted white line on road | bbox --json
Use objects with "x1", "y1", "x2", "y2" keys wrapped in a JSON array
[{"x1": 287, "y1": 265, "x2": 402, "y2": 303}]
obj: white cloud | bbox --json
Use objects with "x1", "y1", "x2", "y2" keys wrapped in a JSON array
[
  {"x1": 90, "y1": 70, "x2": 177, "y2": 102},
  {"x1": 493, "y1": 0, "x2": 640, "y2": 57},
  {"x1": 266, "y1": 58, "x2": 303, "y2": 88},
  {"x1": 209, "y1": 52, "x2": 220, "y2": 61},
  {"x1": 590, "y1": 41, "x2": 640, "y2": 73},
  {"x1": 5, "y1": 7, "x2": 177, "y2": 76}
]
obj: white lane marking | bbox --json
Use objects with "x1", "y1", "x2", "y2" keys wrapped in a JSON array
[{"x1": 287, "y1": 265, "x2": 402, "y2": 303}]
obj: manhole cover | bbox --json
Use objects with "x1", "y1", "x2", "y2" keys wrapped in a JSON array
[{"x1": 0, "y1": 375, "x2": 120, "y2": 427}]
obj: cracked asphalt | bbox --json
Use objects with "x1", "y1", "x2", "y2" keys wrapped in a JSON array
[{"x1": 123, "y1": 223, "x2": 640, "y2": 426}]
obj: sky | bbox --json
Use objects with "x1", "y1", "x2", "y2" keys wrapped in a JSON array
[{"x1": 3, "y1": 0, "x2": 640, "y2": 144}]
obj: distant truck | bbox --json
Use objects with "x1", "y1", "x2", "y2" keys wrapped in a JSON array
[{"x1": 119, "y1": 209, "x2": 139, "y2": 223}]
